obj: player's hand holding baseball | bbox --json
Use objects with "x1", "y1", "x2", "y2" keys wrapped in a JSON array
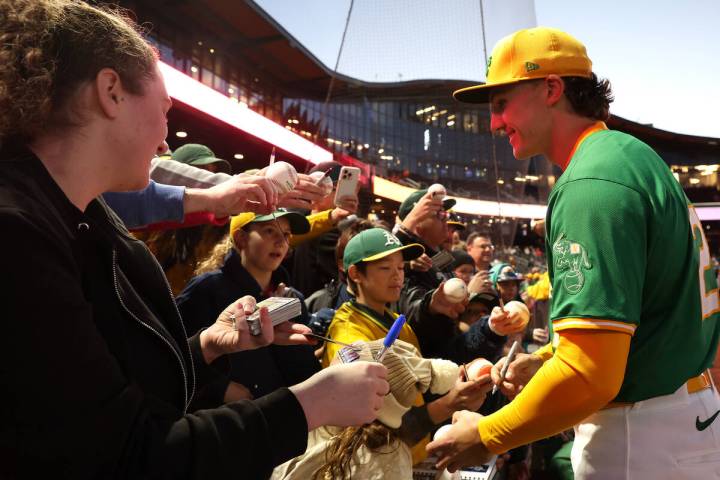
[
  {"x1": 488, "y1": 306, "x2": 526, "y2": 336},
  {"x1": 429, "y1": 281, "x2": 467, "y2": 319},
  {"x1": 490, "y1": 352, "x2": 544, "y2": 399},
  {"x1": 426, "y1": 410, "x2": 494, "y2": 472}
]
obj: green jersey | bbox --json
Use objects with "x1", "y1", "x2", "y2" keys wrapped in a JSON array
[{"x1": 546, "y1": 128, "x2": 720, "y2": 402}]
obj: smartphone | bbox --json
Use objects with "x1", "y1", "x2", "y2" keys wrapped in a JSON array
[
  {"x1": 334, "y1": 166, "x2": 361, "y2": 209},
  {"x1": 431, "y1": 249, "x2": 454, "y2": 271}
]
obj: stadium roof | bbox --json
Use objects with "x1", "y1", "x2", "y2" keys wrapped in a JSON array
[{"x1": 140, "y1": 0, "x2": 719, "y2": 151}]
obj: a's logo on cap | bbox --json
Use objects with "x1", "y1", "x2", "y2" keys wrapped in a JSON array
[
  {"x1": 383, "y1": 231, "x2": 402, "y2": 247},
  {"x1": 525, "y1": 62, "x2": 540, "y2": 72}
]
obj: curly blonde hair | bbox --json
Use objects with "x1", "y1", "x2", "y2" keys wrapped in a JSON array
[
  {"x1": 312, "y1": 423, "x2": 401, "y2": 480},
  {"x1": 193, "y1": 233, "x2": 234, "y2": 276},
  {"x1": 0, "y1": 0, "x2": 157, "y2": 142}
]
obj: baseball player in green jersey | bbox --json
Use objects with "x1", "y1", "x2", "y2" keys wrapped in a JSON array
[{"x1": 427, "y1": 26, "x2": 720, "y2": 479}]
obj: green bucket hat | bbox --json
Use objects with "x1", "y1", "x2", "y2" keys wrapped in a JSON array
[
  {"x1": 171, "y1": 143, "x2": 232, "y2": 174},
  {"x1": 398, "y1": 189, "x2": 456, "y2": 221},
  {"x1": 343, "y1": 228, "x2": 424, "y2": 270},
  {"x1": 250, "y1": 209, "x2": 310, "y2": 235}
]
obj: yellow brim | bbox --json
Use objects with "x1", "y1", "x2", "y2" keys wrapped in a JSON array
[
  {"x1": 362, "y1": 243, "x2": 424, "y2": 263},
  {"x1": 453, "y1": 79, "x2": 530, "y2": 103}
]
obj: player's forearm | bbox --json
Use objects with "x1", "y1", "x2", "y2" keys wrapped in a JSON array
[{"x1": 478, "y1": 329, "x2": 630, "y2": 454}]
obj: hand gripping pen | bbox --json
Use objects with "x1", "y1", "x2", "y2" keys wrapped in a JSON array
[{"x1": 375, "y1": 314, "x2": 406, "y2": 362}]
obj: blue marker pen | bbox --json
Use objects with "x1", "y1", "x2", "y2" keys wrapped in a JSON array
[{"x1": 375, "y1": 314, "x2": 406, "y2": 362}]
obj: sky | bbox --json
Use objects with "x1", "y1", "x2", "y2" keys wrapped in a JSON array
[{"x1": 256, "y1": 0, "x2": 720, "y2": 138}]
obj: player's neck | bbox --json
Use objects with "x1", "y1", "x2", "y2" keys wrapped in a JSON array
[{"x1": 546, "y1": 114, "x2": 598, "y2": 170}]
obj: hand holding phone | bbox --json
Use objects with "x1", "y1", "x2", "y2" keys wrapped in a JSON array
[{"x1": 334, "y1": 166, "x2": 360, "y2": 210}]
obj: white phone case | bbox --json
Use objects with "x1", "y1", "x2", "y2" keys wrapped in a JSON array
[{"x1": 334, "y1": 166, "x2": 361, "y2": 208}]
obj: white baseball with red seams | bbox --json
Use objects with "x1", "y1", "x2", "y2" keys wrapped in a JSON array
[
  {"x1": 466, "y1": 358, "x2": 493, "y2": 380},
  {"x1": 504, "y1": 300, "x2": 530, "y2": 328},
  {"x1": 443, "y1": 278, "x2": 467, "y2": 303},
  {"x1": 428, "y1": 183, "x2": 447, "y2": 200},
  {"x1": 265, "y1": 161, "x2": 299, "y2": 195}
]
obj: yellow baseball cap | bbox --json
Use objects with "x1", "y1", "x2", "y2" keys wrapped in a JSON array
[{"x1": 453, "y1": 27, "x2": 592, "y2": 103}]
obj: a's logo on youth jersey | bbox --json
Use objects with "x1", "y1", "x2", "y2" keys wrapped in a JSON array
[{"x1": 553, "y1": 233, "x2": 592, "y2": 294}]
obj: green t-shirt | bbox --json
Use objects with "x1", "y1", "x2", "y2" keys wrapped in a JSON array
[{"x1": 546, "y1": 129, "x2": 720, "y2": 402}]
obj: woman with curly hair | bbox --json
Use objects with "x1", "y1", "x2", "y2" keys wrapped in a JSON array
[{"x1": 0, "y1": 1, "x2": 389, "y2": 477}]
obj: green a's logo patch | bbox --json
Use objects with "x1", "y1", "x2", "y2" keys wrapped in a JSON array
[
  {"x1": 525, "y1": 62, "x2": 540, "y2": 72},
  {"x1": 486, "y1": 56, "x2": 493, "y2": 77},
  {"x1": 553, "y1": 233, "x2": 592, "y2": 294}
]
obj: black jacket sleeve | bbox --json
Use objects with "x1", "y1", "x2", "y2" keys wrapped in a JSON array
[
  {"x1": 400, "y1": 281, "x2": 505, "y2": 363},
  {"x1": 399, "y1": 280, "x2": 456, "y2": 358},
  {"x1": 0, "y1": 212, "x2": 307, "y2": 479},
  {"x1": 436, "y1": 316, "x2": 506, "y2": 364}
]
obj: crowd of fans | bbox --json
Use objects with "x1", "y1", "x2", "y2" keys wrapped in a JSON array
[{"x1": 8, "y1": 2, "x2": 720, "y2": 479}]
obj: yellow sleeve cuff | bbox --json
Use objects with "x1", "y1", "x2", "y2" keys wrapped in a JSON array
[
  {"x1": 289, "y1": 209, "x2": 334, "y2": 247},
  {"x1": 478, "y1": 328, "x2": 630, "y2": 454}
]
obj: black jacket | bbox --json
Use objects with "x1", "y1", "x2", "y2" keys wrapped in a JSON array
[
  {"x1": 287, "y1": 228, "x2": 340, "y2": 297},
  {"x1": 176, "y1": 251, "x2": 320, "y2": 400},
  {"x1": 395, "y1": 228, "x2": 506, "y2": 363},
  {"x1": 0, "y1": 143, "x2": 306, "y2": 479}
]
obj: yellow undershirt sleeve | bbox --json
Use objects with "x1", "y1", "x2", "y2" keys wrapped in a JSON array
[
  {"x1": 532, "y1": 342, "x2": 555, "y2": 362},
  {"x1": 478, "y1": 327, "x2": 631, "y2": 454},
  {"x1": 289, "y1": 209, "x2": 334, "y2": 247}
]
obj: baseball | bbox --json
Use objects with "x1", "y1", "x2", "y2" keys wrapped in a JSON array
[
  {"x1": 443, "y1": 278, "x2": 467, "y2": 303},
  {"x1": 428, "y1": 183, "x2": 447, "y2": 200},
  {"x1": 504, "y1": 300, "x2": 530, "y2": 328},
  {"x1": 309, "y1": 170, "x2": 334, "y2": 196},
  {"x1": 265, "y1": 161, "x2": 299, "y2": 195},
  {"x1": 433, "y1": 424, "x2": 454, "y2": 442},
  {"x1": 466, "y1": 358, "x2": 493, "y2": 380}
]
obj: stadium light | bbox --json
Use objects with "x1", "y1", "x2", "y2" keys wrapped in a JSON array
[{"x1": 159, "y1": 62, "x2": 332, "y2": 165}]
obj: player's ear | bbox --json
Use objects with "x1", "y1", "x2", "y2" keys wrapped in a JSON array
[{"x1": 544, "y1": 75, "x2": 565, "y2": 106}]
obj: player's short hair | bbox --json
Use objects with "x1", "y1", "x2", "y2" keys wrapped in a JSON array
[{"x1": 562, "y1": 73, "x2": 614, "y2": 121}]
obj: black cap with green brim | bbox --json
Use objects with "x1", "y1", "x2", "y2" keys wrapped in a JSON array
[
  {"x1": 398, "y1": 189, "x2": 456, "y2": 221},
  {"x1": 343, "y1": 228, "x2": 424, "y2": 271},
  {"x1": 251, "y1": 209, "x2": 310, "y2": 235}
]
